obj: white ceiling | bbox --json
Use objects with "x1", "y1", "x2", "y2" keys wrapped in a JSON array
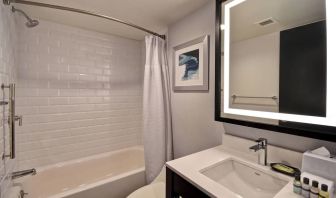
[
  {"x1": 13, "y1": 0, "x2": 210, "y2": 40},
  {"x1": 225, "y1": 0, "x2": 326, "y2": 42}
]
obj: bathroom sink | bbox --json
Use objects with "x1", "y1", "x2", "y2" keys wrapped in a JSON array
[{"x1": 200, "y1": 159, "x2": 288, "y2": 198}]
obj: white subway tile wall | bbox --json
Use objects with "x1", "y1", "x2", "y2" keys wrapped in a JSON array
[
  {"x1": 16, "y1": 20, "x2": 144, "y2": 170},
  {"x1": 0, "y1": 3, "x2": 17, "y2": 197}
]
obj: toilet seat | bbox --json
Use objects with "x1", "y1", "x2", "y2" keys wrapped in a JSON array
[
  {"x1": 127, "y1": 166, "x2": 166, "y2": 198},
  {"x1": 127, "y1": 182, "x2": 165, "y2": 198}
]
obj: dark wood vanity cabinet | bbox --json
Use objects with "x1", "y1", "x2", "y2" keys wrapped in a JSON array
[{"x1": 166, "y1": 167, "x2": 210, "y2": 198}]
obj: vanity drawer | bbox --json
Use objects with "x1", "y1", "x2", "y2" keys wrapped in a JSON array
[{"x1": 166, "y1": 167, "x2": 210, "y2": 198}]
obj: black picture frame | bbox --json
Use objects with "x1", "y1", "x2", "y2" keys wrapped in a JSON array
[{"x1": 214, "y1": 0, "x2": 336, "y2": 142}]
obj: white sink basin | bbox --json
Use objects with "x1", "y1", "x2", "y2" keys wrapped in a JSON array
[{"x1": 200, "y1": 159, "x2": 289, "y2": 198}]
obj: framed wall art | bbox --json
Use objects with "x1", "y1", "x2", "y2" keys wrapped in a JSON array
[{"x1": 173, "y1": 35, "x2": 209, "y2": 91}]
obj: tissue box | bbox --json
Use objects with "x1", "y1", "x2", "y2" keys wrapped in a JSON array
[{"x1": 302, "y1": 151, "x2": 336, "y2": 189}]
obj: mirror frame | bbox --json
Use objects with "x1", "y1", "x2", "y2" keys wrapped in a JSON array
[{"x1": 215, "y1": 0, "x2": 336, "y2": 142}]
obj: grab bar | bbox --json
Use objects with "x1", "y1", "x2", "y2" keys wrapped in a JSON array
[{"x1": 2, "y1": 83, "x2": 22, "y2": 159}]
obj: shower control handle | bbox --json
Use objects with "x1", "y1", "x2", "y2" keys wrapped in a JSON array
[{"x1": 14, "y1": 115, "x2": 23, "y2": 126}]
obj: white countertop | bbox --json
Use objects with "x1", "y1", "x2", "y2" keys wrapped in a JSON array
[{"x1": 166, "y1": 135, "x2": 308, "y2": 198}]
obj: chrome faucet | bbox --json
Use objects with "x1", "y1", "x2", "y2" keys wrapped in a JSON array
[
  {"x1": 249, "y1": 138, "x2": 268, "y2": 166},
  {"x1": 11, "y1": 168, "x2": 36, "y2": 180}
]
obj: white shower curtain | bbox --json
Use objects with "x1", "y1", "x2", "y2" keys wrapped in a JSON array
[{"x1": 143, "y1": 35, "x2": 173, "y2": 183}]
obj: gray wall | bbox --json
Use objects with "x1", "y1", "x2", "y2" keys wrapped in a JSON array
[
  {"x1": 167, "y1": 0, "x2": 335, "y2": 158},
  {"x1": 167, "y1": 1, "x2": 224, "y2": 158}
]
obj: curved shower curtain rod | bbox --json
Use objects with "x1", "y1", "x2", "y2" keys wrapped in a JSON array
[{"x1": 3, "y1": 0, "x2": 166, "y2": 40}]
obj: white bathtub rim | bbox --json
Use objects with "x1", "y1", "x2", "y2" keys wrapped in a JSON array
[
  {"x1": 15, "y1": 145, "x2": 145, "y2": 198},
  {"x1": 49, "y1": 167, "x2": 145, "y2": 198},
  {"x1": 33, "y1": 145, "x2": 144, "y2": 173},
  {"x1": 12, "y1": 167, "x2": 145, "y2": 198}
]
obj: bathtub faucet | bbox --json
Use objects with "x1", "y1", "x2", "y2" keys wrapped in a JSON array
[{"x1": 11, "y1": 168, "x2": 37, "y2": 180}]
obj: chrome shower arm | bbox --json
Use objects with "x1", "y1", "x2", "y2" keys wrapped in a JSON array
[{"x1": 11, "y1": 6, "x2": 33, "y2": 22}]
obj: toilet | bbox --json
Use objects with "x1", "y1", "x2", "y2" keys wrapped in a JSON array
[{"x1": 127, "y1": 167, "x2": 166, "y2": 198}]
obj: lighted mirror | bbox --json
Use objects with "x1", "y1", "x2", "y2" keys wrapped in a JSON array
[{"x1": 216, "y1": 0, "x2": 336, "y2": 140}]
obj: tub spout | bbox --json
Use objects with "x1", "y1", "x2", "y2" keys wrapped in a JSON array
[{"x1": 11, "y1": 168, "x2": 36, "y2": 180}]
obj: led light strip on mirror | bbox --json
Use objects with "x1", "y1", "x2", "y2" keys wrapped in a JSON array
[{"x1": 222, "y1": 0, "x2": 336, "y2": 127}]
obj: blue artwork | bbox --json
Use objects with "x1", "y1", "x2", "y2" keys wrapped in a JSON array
[{"x1": 178, "y1": 49, "x2": 199, "y2": 80}]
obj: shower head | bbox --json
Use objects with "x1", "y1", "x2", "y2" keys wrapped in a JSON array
[
  {"x1": 25, "y1": 19, "x2": 39, "y2": 28},
  {"x1": 11, "y1": 6, "x2": 39, "y2": 28}
]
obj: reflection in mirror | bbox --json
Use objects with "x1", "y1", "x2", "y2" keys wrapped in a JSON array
[{"x1": 220, "y1": 0, "x2": 332, "y2": 127}]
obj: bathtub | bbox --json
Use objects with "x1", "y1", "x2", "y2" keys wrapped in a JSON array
[{"x1": 13, "y1": 146, "x2": 146, "y2": 198}]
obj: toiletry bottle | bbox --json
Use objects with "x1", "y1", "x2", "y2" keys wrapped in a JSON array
[
  {"x1": 310, "y1": 180, "x2": 319, "y2": 198},
  {"x1": 319, "y1": 184, "x2": 329, "y2": 198},
  {"x1": 302, "y1": 177, "x2": 310, "y2": 198},
  {"x1": 293, "y1": 174, "x2": 302, "y2": 195}
]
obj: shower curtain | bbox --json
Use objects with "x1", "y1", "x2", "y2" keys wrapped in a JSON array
[{"x1": 143, "y1": 35, "x2": 173, "y2": 183}]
